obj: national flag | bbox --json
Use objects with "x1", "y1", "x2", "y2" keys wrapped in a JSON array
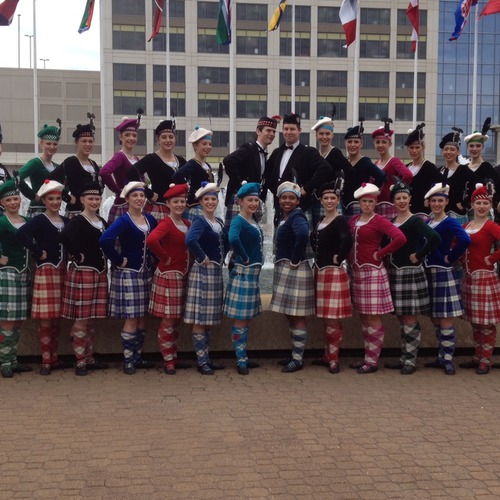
[
  {"x1": 0, "y1": 0, "x2": 19, "y2": 26},
  {"x1": 480, "y1": 0, "x2": 500, "y2": 17},
  {"x1": 78, "y1": 0, "x2": 95, "y2": 34},
  {"x1": 216, "y1": 0, "x2": 231, "y2": 45},
  {"x1": 339, "y1": 0, "x2": 358, "y2": 47},
  {"x1": 450, "y1": 0, "x2": 478, "y2": 41},
  {"x1": 268, "y1": 0, "x2": 287, "y2": 32},
  {"x1": 148, "y1": 0, "x2": 165, "y2": 42},
  {"x1": 406, "y1": 0, "x2": 419, "y2": 52}
]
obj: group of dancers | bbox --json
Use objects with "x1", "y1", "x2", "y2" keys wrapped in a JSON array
[{"x1": 1, "y1": 110, "x2": 500, "y2": 379}]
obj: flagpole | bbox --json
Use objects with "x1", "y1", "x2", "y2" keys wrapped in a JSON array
[
  {"x1": 471, "y1": 2, "x2": 479, "y2": 132},
  {"x1": 229, "y1": 0, "x2": 235, "y2": 152},
  {"x1": 17, "y1": 13, "x2": 21, "y2": 68},
  {"x1": 99, "y1": 0, "x2": 107, "y2": 163},
  {"x1": 32, "y1": 0, "x2": 38, "y2": 154},
  {"x1": 412, "y1": 40, "x2": 418, "y2": 128},
  {"x1": 352, "y1": 1, "x2": 360, "y2": 126},
  {"x1": 291, "y1": 0, "x2": 295, "y2": 113},
  {"x1": 166, "y1": 0, "x2": 171, "y2": 117}
]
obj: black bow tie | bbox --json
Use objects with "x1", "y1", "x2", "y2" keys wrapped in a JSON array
[
  {"x1": 285, "y1": 145, "x2": 294, "y2": 151},
  {"x1": 258, "y1": 146, "x2": 268, "y2": 157}
]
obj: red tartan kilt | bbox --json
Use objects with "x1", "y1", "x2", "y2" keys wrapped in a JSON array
[
  {"x1": 462, "y1": 270, "x2": 500, "y2": 325},
  {"x1": 149, "y1": 269, "x2": 187, "y2": 319},
  {"x1": 31, "y1": 264, "x2": 66, "y2": 319},
  {"x1": 314, "y1": 266, "x2": 352, "y2": 319},
  {"x1": 61, "y1": 267, "x2": 108, "y2": 320}
]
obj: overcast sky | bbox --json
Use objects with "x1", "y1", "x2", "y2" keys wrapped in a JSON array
[{"x1": 0, "y1": 0, "x2": 100, "y2": 71}]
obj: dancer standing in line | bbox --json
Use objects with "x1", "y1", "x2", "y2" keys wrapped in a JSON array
[
  {"x1": 99, "y1": 182, "x2": 157, "y2": 375},
  {"x1": 423, "y1": 182, "x2": 470, "y2": 375},
  {"x1": 18, "y1": 120, "x2": 62, "y2": 217},
  {"x1": 184, "y1": 182, "x2": 228, "y2": 375},
  {"x1": 460, "y1": 184, "x2": 500, "y2": 374},
  {"x1": 128, "y1": 118, "x2": 186, "y2": 223},
  {"x1": 0, "y1": 178, "x2": 33, "y2": 378},
  {"x1": 385, "y1": 180, "x2": 440, "y2": 375},
  {"x1": 271, "y1": 182, "x2": 315, "y2": 373},
  {"x1": 224, "y1": 182, "x2": 264, "y2": 375},
  {"x1": 146, "y1": 183, "x2": 191, "y2": 375},
  {"x1": 348, "y1": 183, "x2": 406, "y2": 374},
  {"x1": 173, "y1": 126, "x2": 215, "y2": 222},
  {"x1": 100, "y1": 110, "x2": 142, "y2": 224},
  {"x1": 16, "y1": 180, "x2": 71, "y2": 375},
  {"x1": 60, "y1": 181, "x2": 110, "y2": 376},
  {"x1": 310, "y1": 181, "x2": 353, "y2": 374}
]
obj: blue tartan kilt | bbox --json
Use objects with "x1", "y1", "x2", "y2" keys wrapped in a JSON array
[
  {"x1": 183, "y1": 205, "x2": 203, "y2": 223},
  {"x1": 184, "y1": 261, "x2": 224, "y2": 325},
  {"x1": 223, "y1": 264, "x2": 262, "y2": 320},
  {"x1": 426, "y1": 266, "x2": 463, "y2": 318},
  {"x1": 108, "y1": 267, "x2": 152, "y2": 318}
]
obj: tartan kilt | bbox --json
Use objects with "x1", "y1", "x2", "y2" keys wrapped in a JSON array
[
  {"x1": 27, "y1": 206, "x2": 46, "y2": 217},
  {"x1": 182, "y1": 205, "x2": 203, "y2": 223},
  {"x1": 270, "y1": 260, "x2": 315, "y2": 317},
  {"x1": 447, "y1": 211, "x2": 468, "y2": 225},
  {"x1": 351, "y1": 265, "x2": 394, "y2": 315},
  {"x1": 31, "y1": 264, "x2": 66, "y2": 319},
  {"x1": 107, "y1": 202, "x2": 129, "y2": 225},
  {"x1": 388, "y1": 265, "x2": 430, "y2": 317},
  {"x1": 426, "y1": 267, "x2": 463, "y2": 318},
  {"x1": 314, "y1": 265, "x2": 352, "y2": 319},
  {"x1": 376, "y1": 201, "x2": 396, "y2": 221},
  {"x1": 224, "y1": 265, "x2": 262, "y2": 320},
  {"x1": 462, "y1": 270, "x2": 500, "y2": 325},
  {"x1": 149, "y1": 269, "x2": 187, "y2": 319},
  {"x1": 184, "y1": 262, "x2": 224, "y2": 325},
  {"x1": 61, "y1": 266, "x2": 108, "y2": 320},
  {"x1": 0, "y1": 268, "x2": 32, "y2": 321},
  {"x1": 343, "y1": 201, "x2": 361, "y2": 219},
  {"x1": 144, "y1": 201, "x2": 169, "y2": 223},
  {"x1": 65, "y1": 210, "x2": 81, "y2": 220},
  {"x1": 108, "y1": 267, "x2": 152, "y2": 318}
]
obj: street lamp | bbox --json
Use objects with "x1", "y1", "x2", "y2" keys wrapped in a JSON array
[
  {"x1": 40, "y1": 58, "x2": 49, "y2": 69},
  {"x1": 24, "y1": 34, "x2": 33, "y2": 69}
]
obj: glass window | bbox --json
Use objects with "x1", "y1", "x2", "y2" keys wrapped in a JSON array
[
  {"x1": 237, "y1": 97, "x2": 267, "y2": 118},
  {"x1": 396, "y1": 72, "x2": 426, "y2": 89},
  {"x1": 317, "y1": 35, "x2": 347, "y2": 58},
  {"x1": 236, "y1": 3, "x2": 267, "y2": 21},
  {"x1": 153, "y1": 92, "x2": 186, "y2": 117},
  {"x1": 211, "y1": 131, "x2": 230, "y2": 149},
  {"x1": 198, "y1": 29, "x2": 230, "y2": 54},
  {"x1": 169, "y1": 0, "x2": 184, "y2": 17},
  {"x1": 236, "y1": 131, "x2": 256, "y2": 146},
  {"x1": 360, "y1": 8, "x2": 390, "y2": 25},
  {"x1": 397, "y1": 8, "x2": 427, "y2": 27},
  {"x1": 152, "y1": 29, "x2": 185, "y2": 52},
  {"x1": 317, "y1": 7, "x2": 340, "y2": 24},
  {"x1": 236, "y1": 31, "x2": 267, "y2": 55},
  {"x1": 112, "y1": 26, "x2": 146, "y2": 51},
  {"x1": 198, "y1": 67, "x2": 229, "y2": 85},
  {"x1": 198, "y1": 93, "x2": 229, "y2": 117},
  {"x1": 112, "y1": 0, "x2": 144, "y2": 15},
  {"x1": 358, "y1": 99, "x2": 389, "y2": 121},
  {"x1": 395, "y1": 99, "x2": 425, "y2": 121},
  {"x1": 360, "y1": 37, "x2": 390, "y2": 58},
  {"x1": 280, "y1": 34, "x2": 310, "y2": 57},
  {"x1": 317, "y1": 71, "x2": 347, "y2": 88},
  {"x1": 113, "y1": 91, "x2": 147, "y2": 115},
  {"x1": 113, "y1": 63, "x2": 146, "y2": 82},
  {"x1": 198, "y1": 1, "x2": 218, "y2": 19},
  {"x1": 280, "y1": 70, "x2": 310, "y2": 87},
  {"x1": 316, "y1": 101, "x2": 347, "y2": 121},
  {"x1": 397, "y1": 39, "x2": 427, "y2": 60},
  {"x1": 279, "y1": 99, "x2": 310, "y2": 120},
  {"x1": 282, "y1": 5, "x2": 311, "y2": 23},
  {"x1": 359, "y1": 72, "x2": 389, "y2": 88},
  {"x1": 237, "y1": 68, "x2": 267, "y2": 85},
  {"x1": 153, "y1": 65, "x2": 186, "y2": 84}
]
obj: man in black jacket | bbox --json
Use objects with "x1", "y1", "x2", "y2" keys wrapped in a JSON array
[{"x1": 223, "y1": 115, "x2": 280, "y2": 229}]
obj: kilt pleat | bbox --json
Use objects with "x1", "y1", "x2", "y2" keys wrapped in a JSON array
[
  {"x1": 184, "y1": 262, "x2": 224, "y2": 325},
  {"x1": 314, "y1": 265, "x2": 352, "y2": 319},
  {"x1": 0, "y1": 268, "x2": 32, "y2": 321},
  {"x1": 182, "y1": 205, "x2": 203, "y2": 223},
  {"x1": 344, "y1": 201, "x2": 361, "y2": 219},
  {"x1": 351, "y1": 265, "x2": 394, "y2": 315},
  {"x1": 144, "y1": 201, "x2": 169, "y2": 224},
  {"x1": 108, "y1": 267, "x2": 152, "y2": 318},
  {"x1": 31, "y1": 264, "x2": 66, "y2": 319},
  {"x1": 107, "y1": 203, "x2": 129, "y2": 224},
  {"x1": 61, "y1": 266, "x2": 108, "y2": 320},
  {"x1": 270, "y1": 260, "x2": 315, "y2": 317},
  {"x1": 462, "y1": 270, "x2": 500, "y2": 325},
  {"x1": 149, "y1": 269, "x2": 187, "y2": 319},
  {"x1": 426, "y1": 267, "x2": 463, "y2": 318},
  {"x1": 376, "y1": 201, "x2": 396, "y2": 221},
  {"x1": 224, "y1": 265, "x2": 262, "y2": 320},
  {"x1": 388, "y1": 265, "x2": 430, "y2": 316}
]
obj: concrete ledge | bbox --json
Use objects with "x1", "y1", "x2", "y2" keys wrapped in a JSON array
[{"x1": 16, "y1": 294, "x2": 483, "y2": 357}]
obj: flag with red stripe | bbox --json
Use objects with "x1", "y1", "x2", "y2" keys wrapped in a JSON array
[
  {"x1": 450, "y1": 0, "x2": 478, "y2": 41},
  {"x1": 406, "y1": 0, "x2": 419, "y2": 52},
  {"x1": 148, "y1": 0, "x2": 165, "y2": 42},
  {"x1": 339, "y1": 0, "x2": 358, "y2": 47},
  {"x1": 78, "y1": 0, "x2": 95, "y2": 34},
  {"x1": 480, "y1": 0, "x2": 500, "y2": 17},
  {"x1": 0, "y1": 0, "x2": 19, "y2": 27}
]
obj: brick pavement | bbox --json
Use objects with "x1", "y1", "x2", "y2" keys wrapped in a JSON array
[{"x1": 1, "y1": 356, "x2": 500, "y2": 499}]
